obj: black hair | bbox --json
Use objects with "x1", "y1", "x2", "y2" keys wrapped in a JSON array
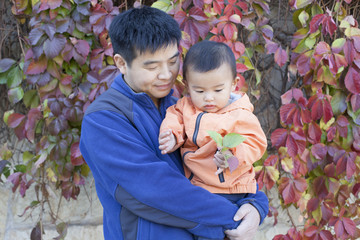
[
  {"x1": 109, "y1": 6, "x2": 182, "y2": 66},
  {"x1": 183, "y1": 40, "x2": 237, "y2": 80}
]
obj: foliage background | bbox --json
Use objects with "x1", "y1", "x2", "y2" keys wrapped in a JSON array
[{"x1": 1, "y1": 0, "x2": 360, "y2": 239}]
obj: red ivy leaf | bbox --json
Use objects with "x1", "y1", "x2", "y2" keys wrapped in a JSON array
[
  {"x1": 335, "y1": 151, "x2": 356, "y2": 179},
  {"x1": 274, "y1": 46, "x2": 288, "y2": 67},
  {"x1": 311, "y1": 143, "x2": 327, "y2": 160},
  {"x1": 70, "y1": 142, "x2": 85, "y2": 166},
  {"x1": 287, "y1": 129, "x2": 306, "y2": 157},
  {"x1": 271, "y1": 128, "x2": 287, "y2": 148},
  {"x1": 175, "y1": 7, "x2": 209, "y2": 44},
  {"x1": 345, "y1": 66, "x2": 360, "y2": 94},
  {"x1": 25, "y1": 55, "x2": 48, "y2": 75},
  {"x1": 313, "y1": 176, "x2": 328, "y2": 199},
  {"x1": 227, "y1": 156, "x2": 239, "y2": 173},
  {"x1": 25, "y1": 107, "x2": 42, "y2": 143},
  {"x1": 309, "y1": 14, "x2": 326, "y2": 34},
  {"x1": 281, "y1": 88, "x2": 303, "y2": 104},
  {"x1": 350, "y1": 94, "x2": 360, "y2": 112},
  {"x1": 307, "y1": 93, "x2": 333, "y2": 123},
  {"x1": 74, "y1": 39, "x2": 90, "y2": 58},
  {"x1": 7, "y1": 113, "x2": 26, "y2": 128},
  {"x1": 296, "y1": 51, "x2": 312, "y2": 76},
  {"x1": 343, "y1": 39, "x2": 355, "y2": 64},
  {"x1": 307, "y1": 121, "x2": 322, "y2": 144},
  {"x1": 278, "y1": 176, "x2": 306, "y2": 205},
  {"x1": 44, "y1": 35, "x2": 66, "y2": 59}
]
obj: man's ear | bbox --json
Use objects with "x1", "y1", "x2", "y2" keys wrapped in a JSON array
[
  {"x1": 232, "y1": 76, "x2": 240, "y2": 91},
  {"x1": 114, "y1": 54, "x2": 127, "y2": 74}
]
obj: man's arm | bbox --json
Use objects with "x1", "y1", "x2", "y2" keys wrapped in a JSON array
[{"x1": 80, "y1": 110, "x2": 240, "y2": 238}]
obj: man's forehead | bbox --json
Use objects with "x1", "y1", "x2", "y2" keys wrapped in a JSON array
[{"x1": 136, "y1": 47, "x2": 179, "y2": 63}]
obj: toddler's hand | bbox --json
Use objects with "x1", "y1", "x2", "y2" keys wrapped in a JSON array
[
  {"x1": 159, "y1": 130, "x2": 176, "y2": 154},
  {"x1": 214, "y1": 149, "x2": 231, "y2": 174}
]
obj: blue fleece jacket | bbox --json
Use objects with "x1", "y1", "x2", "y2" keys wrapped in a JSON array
[{"x1": 79, "y1": 74, "x2": 269, "y2": 240}]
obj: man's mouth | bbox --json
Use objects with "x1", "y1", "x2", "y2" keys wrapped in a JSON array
[{"x1": 156, "y1": 82, "x2": 172, "y2": 91}]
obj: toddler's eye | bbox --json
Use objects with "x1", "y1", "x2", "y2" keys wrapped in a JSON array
[
  {"x1": 195, "y1": 90, "x2": 204, "y2": 93},
  {"x1": 215, "y1": 89, "x2": 223, "y2": 92}
]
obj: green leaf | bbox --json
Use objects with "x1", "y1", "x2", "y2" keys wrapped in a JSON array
[
  {"x1": 81, "y1": 164, "x2": 90, "y2": 177},
  {"x1": 0, "y1": 72, "x2": 8, "y2": 84},
  {"x1": 293, "y1": 37, "x2": 310, "y2": 53},
  {"x1": 7, "y1": 66, "x2": 22, "y2": 88},
  {"x1": 331, "y1": 91, "x2": 347, "y2": 116},
  {"x1": 3, "y1": 110, "x2": 14, "y2": 125},
  {"x1": 255, "y1": 68, "x2": 261, "y2": 85},
  {"x1": 223, "y1": 133, "x2": 246, "y2": 148},
  {"x1": 15, "y1": 164, "x2": 27, "y2": 173},
  {"x1": 8, "y1": 87, "x2": 24, "y2": 104},
  {"x1": 23, "y1": 151, "x2": 34, "y2": 163},
  {"x1": 311, "y1": 3, "x2": 323, "y2": 16},
  {"x1": 151, "y1": 0, "x2": 173, "y2": 12},
  {"x1": 312, "y1": 205, "x2": 322, "y2": 225},
  {"x1": 298, "y1": 10, "x2": 309, "y2": 27},
  {"x1": 23, "y1": 90, "x2": 40, "y2": 108},
  {"x1": 207, "y1": 130, "x2": 223, "y2": 147},
  {"x1": 331, "y1": 38, "x2": 346, "y2": 51},
  {"x1": 304, "y1": 37, "x2": 316, "y2": 49}
]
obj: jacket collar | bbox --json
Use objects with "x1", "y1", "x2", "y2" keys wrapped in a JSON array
[{"x1": 110, "y1": 74, "x2": 174, "y2": 110}]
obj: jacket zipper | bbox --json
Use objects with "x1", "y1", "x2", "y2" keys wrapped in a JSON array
[{"x1": 193, "y1": 112, "x2": 206, "y2": 147}]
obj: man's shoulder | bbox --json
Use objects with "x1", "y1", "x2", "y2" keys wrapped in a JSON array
[{"x1": 84, "y1": 88, "x2": 134, "y2": 123}]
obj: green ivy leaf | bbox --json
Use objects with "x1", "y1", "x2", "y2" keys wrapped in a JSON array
[
  {"x1": 298, "y1": 10, "x2": 309, "y2": 27},
  {"x1": 8, "y1": 87, "x2": 24, "y2": 104},
  {"x1": 23, "y1": 90, "x2": 40, "y2": 108},
  {"x1": 23, "y1": 151, "x2": 34, "y2": 163},
  {"x1": 255, "y1": 68, "x2": 261, "y2": 85},
  {"x1": 331, "y1": 91, "x2": 347, "y2": 116},
  {"x1": 7, "y1": 66, "x2": 23, "y2": 88},
  {"x1": 207, "y1": 130, "x2": 223, "y2": 148},
  {"x1": 311, "y1": 3, "x2": 323, "y2": 16},
  {"x1": 152, "y1": 0, "x2": 173, "y2": 13},
  {"x1": 223, "y1": 133, "x2": 246, "y2": 148}
]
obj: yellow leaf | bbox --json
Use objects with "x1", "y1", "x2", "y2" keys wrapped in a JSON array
[
  {"x1": 31, "y1": 0, "x2": 40, "y2": 7},
  {"x1": 345, "y1": 27, "x2": 360, "y2": 37},
  {"x1": 46, "y1": 168, "x2": 57, "y2": 183},
  {"x1": 281, "y1": 157, "x2": 294, "y2": 173}
]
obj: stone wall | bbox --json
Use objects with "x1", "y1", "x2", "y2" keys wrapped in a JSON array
[{"x1": 0, "y1": 175, "x2": 301, "y2": 240}]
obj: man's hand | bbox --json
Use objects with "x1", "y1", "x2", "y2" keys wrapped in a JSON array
[
  {"x1": 159, "y1": 130, "x2": 176, "y2": 154},
  {"x1": 225, "y1": 203, "x2": 260, "y2": 240}
]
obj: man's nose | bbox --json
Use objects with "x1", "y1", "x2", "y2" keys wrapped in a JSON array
[{"x1": 158, "y1": 64, "x2": 171, "y2": 80}]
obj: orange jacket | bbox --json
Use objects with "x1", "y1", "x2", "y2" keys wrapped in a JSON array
[{"x1": 160, "y1": 92, "x2": 267, "y2": 194}]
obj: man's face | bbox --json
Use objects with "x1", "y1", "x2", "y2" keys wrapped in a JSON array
[
  {"x1": 114, "y1": 44, "x2": 180, "y2": 108},
  {"x1": 185, "y1": 63, "x2": 237, "y2": 113}
]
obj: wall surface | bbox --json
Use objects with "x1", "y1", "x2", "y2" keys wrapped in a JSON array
[{"x1": 0, "y1": 177, "x2": 301, "y2": 240}]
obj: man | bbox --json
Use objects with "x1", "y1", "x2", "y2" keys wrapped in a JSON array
[{"x1": 80, "y1": 6, "x2": 268, "y2": 240}]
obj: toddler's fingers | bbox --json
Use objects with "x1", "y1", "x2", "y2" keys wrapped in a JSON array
[{"x1": 215, "y1": 168, "x2": 224, "y2": 175}]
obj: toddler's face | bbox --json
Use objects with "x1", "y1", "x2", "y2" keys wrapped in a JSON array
[{"x1": 185, "y1": 63, "x2": 237, "y2": 113}]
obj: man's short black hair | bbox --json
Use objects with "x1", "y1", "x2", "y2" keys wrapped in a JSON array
[
  {"x1": 109, "y1": 6, "x2": 182, "y2": 66},
  {"x1": 183, "y1": 40, "x2": 237, "y2": 80}
]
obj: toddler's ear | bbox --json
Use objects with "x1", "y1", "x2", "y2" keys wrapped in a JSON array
[
  {"x1": 114, "y1": 54, "x2": 127, "y2": 74},
  {"x1": 232, "y1": 76, "x2": 240, "y2": 91}
]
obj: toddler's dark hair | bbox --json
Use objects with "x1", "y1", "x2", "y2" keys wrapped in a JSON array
[{"x1": 183, "y1": 40, "x2": 237, "y2": 79}]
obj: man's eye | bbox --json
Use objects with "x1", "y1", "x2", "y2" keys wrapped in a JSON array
[
  {"x1": 169, "y1": 60, "x2": 177, "y2": 65},
  {"x1": 146, "y1": 66, "x2": 157, "y2": 70}
]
